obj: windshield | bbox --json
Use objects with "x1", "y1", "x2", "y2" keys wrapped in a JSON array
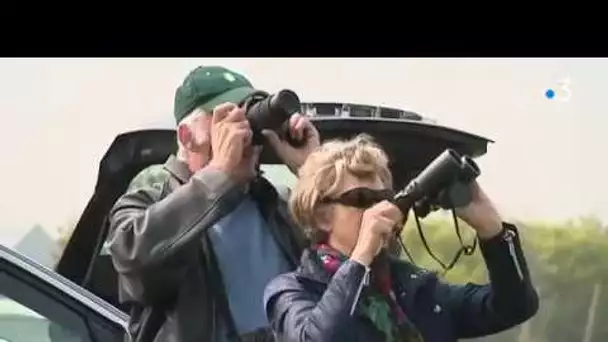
[{"x1": 1, "y1": 58, "x2": 607, "y2": 342}]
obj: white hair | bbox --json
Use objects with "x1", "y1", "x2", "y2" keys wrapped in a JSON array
[{"x1": 176, "y1": 107, "x2": 208, "y2": 160}]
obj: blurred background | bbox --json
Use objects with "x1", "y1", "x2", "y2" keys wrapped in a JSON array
[{"x1": 1, "y1": 58, "x2": 606, "y2": 341}]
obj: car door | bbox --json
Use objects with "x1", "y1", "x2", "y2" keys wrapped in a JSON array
[
  {"x1": 54, "y1": 102, "x2": 492, "y2": 313},
  {"x1": 0, "y1": 244, "x2": 128, "y2": 342}
]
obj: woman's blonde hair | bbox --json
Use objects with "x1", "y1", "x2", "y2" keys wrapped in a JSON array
[{"x1": 289, "y1": 134, "x2": 393, "y2": 241}]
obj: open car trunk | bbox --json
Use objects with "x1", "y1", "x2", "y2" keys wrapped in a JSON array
[{"x1": 55, "y1": 113, "x2": 492, "y2": 311}]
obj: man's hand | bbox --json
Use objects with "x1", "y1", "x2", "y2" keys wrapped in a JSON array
[
  {"x1": 262, "y1": 113, "x2": 320, "y2": 175},
  {"x1": 455, "y1": 181, "x2": 504, "y2": 239},
  {"x1": 207, "y1": 103, "x2": 253, "y2": 183}
]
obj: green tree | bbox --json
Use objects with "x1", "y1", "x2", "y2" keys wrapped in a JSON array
[{"x1": 398, "y1": 214, "x2": 608, "y2": 342}]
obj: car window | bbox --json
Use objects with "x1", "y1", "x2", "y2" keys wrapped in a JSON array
[
  {"x1": 0, "y1": 253, "x2": 125, "y2": 342},
  {"x1": 0, "y1": 293, "x2": 87, "y2": 342}
]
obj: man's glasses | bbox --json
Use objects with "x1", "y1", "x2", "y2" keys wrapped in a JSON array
[{"x1": 320, "y1": 187, "x2": 395, "y2": 209}]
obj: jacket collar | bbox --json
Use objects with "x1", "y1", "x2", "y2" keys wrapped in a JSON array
[
  {"x1": 162, "y1": 155, "x2": 305, "y2": 267},
  {"x1": 296, "y1": 248, "x2": 333, "y2": 284},
  {"x1": 295, "y1": 247, "x2": 435, "y2": 296},
  {"x1": 163, "y1": 155, "x2": 193, "y2": 184},
  {"x1": 162, "y1": 155, "x2": 281, "y2": 212},
  {"x1": 163, "y1": 155, "x2": 278, "y2": 196}
]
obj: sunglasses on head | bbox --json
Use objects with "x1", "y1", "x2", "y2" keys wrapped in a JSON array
[{"x1": 321, "y1": 187, "x2": 395, "y2": 209}]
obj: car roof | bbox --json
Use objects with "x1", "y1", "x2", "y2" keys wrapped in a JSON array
[{"x1": 0, "y1": 243, "x2": 128, "y2": 328}]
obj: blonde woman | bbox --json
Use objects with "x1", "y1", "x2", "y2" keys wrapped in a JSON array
[{"x1": 263, "y1": 134, "x2": 538, "y2": 342}]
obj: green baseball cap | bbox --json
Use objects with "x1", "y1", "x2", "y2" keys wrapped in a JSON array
[{"x1": 173, "y1": 65, "x2": 259, "y2": 123}]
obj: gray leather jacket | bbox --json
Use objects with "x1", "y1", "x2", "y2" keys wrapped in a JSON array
[{"x1": 106, "y1": 156, "x2": 307, "y2": 342}]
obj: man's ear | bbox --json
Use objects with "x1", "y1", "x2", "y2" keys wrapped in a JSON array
[{"x1": 177, "y1": 123, "x2": 194, "y2": 151}]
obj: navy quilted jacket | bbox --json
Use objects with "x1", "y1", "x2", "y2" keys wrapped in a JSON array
[{"x1": 264, "y1": 223, "x2": 539, "y2": 342}]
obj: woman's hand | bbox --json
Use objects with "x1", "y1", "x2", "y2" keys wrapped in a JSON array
[
  {"x1": 351, "y1": 201, "x2": 403, "y2": 266},
  {"x1": 455, "y1": 181, "x2": 504, "y2": 239}
]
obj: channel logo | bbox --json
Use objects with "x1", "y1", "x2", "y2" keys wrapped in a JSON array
[{"x1": 545, "y1": 77, "x2": 571, "y2": 102}]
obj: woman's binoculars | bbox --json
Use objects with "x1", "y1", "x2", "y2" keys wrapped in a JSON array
[{"x1": 393, "y1": 149, "x2": 480, "y2": 217}]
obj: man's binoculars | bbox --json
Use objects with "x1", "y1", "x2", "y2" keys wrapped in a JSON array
[
  {"x1": 394, "y1": 149, "x2": 480, "y2": 217},
  {"x1": 240, "y1": 89, "x2": 303, "y2": 146}
]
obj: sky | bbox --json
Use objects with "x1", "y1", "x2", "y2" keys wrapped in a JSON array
[{"x1": 0, "y1": 58, "x2": 606, "y2": 247}]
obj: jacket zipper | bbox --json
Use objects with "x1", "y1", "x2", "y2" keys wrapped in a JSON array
[
  {"x1": 350, "y1": 266, "x2": 371, "y2": 316},
  {"x1": 504, "y1": 229, "x2": 524, "y2": 281}
]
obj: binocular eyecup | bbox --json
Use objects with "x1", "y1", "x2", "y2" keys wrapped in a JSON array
[
  {"x1": 240, "y1": 89, "x2": 304, "y2": 147},
  {"x1": 394, "y1": 149, "x2": 480, "y2": 217}
]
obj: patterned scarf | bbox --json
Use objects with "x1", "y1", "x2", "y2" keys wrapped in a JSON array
[{"x1": 313, "y1": 244, "x2": 425, "y2": 342}]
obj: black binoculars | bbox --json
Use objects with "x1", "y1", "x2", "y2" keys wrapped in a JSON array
[
  {"x1": 239, "y1": 89, "x2": 304, "y2": 146},
  {"x1": 394, "y1": 149, "x2": 480, "y2": 217}
]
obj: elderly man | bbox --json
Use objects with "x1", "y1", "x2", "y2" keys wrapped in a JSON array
[{"x1": 106, "y1": 65, "x2": 320, "y2": 342}]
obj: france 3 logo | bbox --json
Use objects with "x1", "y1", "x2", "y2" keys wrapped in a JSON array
[{"x1": 544, "y1": 77, "x2": 571, "y2": 102}]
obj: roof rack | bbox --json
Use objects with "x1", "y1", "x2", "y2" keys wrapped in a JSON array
[{"x1": 300, "y1": 102, "x2": 436, "y2": 123}]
